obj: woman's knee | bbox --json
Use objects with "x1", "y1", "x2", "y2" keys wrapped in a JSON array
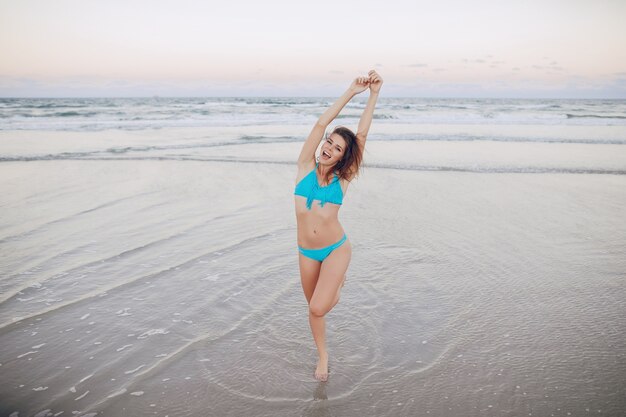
[{"x1": 309, "y1": 300, "x2": 330, "y2": 317}]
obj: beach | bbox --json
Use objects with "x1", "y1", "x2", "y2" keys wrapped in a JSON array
[{"x1": 1, "y1": 98, "x2": 625, "y2": 416}]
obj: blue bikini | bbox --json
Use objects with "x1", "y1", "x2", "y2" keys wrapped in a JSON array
[
  {"x1": 294, "y1": 163, "x2": 344, "y2": 210},
  {"x1": 294, "y1": 164, "x2": 347, "y2": 262}
]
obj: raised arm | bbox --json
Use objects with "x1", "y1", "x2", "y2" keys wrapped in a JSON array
[
  {"x1": 355, "y1": 70, "x2": 384, "y2": 149},
  {"x1": 297, "y1": 77, "x2": 370, "y2": 167}
]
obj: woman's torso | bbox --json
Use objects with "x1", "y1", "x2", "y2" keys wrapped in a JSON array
[{"x1": 294, "y1": 162, "x2": 348, "y2": 248}]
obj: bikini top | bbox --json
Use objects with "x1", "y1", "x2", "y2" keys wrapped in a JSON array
[{"x1": 294, "y1": 163, "x2": 344, "y2": 210}]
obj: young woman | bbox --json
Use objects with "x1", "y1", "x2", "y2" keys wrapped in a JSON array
[{"x1": 294, "y1": 70, "x2": 383, "y2": 381}]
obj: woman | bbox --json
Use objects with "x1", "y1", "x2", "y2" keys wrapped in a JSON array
[{"x1": 294, "y1": 70, "x2": 383, "y2": 381}]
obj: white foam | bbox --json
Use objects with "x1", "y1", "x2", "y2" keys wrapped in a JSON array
[
  {"x1": 116, "y1": 344, "x2": 133, "y2": 352},
  {"x1": 137, "y1": 328, "x2": 169, "y2": 339},
  {"x1": 124, "y1": 364, "x2": 146, "y2": 374},
  {"x1": 70, "y1": 386, "x2": 76, "y2": 393},
  {"x1": 74, "y1": 390, "x2": 89, "y2": 401},
  {"x1": 130, "y1": 391, "x2": 144, "y2": 396},
  {"x1": 32, "y1": 386, "x2": 48, "y2": 391},
  {"x1": 80, "y1": 313, "x2": 90, "y2": 320},
  {"x1": 116, "y1": 308, "x2": 131, "y2": 316},
  {"x1": 107, "y1": 388, "x2": 127, "y2": 398},
  {"x1": 79, "y1": 374, "x2": 93, "y2": 383},
  {"x1": 32, "y1": 343, "x2": 45, "y2": 349},
  {"x1": 18, "y1": 351, "x2": 38, "y2": 358}
]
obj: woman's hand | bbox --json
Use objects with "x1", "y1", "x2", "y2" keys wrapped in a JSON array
[
  {"x1": 368, "y1": 70, "x2": 383, "y2": 93},
  {"x1": 349, "y1": 76, "x2": 370, "y2": 95}
]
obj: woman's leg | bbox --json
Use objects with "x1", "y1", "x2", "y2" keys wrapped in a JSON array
[
  {"x1": 299, "y1": 253, "x2": 326, "y2": 378},
  {"x1": 308, "y1": 240, "x2": 352, "y2": 381},
  {"x1": 299, "y1": 253, "x2": 322, "y2": 304}
]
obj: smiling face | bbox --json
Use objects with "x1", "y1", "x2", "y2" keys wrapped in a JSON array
[{"x1": 319, "y1": 133, "x2": 347, "y2": 167}]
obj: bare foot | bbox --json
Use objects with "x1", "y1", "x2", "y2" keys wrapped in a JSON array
[{"x1": 315, "y1": 352, "x2": 329, "y2": 381}]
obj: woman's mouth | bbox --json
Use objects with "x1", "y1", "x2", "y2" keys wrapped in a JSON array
[{"x1": 322, "y1": 150, "x2": 331, "y2": 159}]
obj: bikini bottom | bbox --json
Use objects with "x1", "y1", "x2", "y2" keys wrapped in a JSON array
[{"x1": 298, "y1": 234, "x2": 347, "y2": 262}]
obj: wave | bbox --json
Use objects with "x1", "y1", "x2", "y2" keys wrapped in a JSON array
[
  {"x1": 0, "y1": 224, "x2": 290, "y2": 332},
  {"x1": 566, "y1": 114, "x2": 626, "y2": 119},
  {"x1": 13, "y1": 111, "x2": 101, "y2": 118},
  {"x1": 363, "y1": 162, "x2": 626, "y2": 175},
  {"x1": 0, "y1": 154, "x2": 622, "y2": 175},
  {"x1": 6, "y1": 103, "x2": 90, "y2": 109},
  {"x1": 335, "y1": 113, "x2": 396, "y2": 119},
  {"x1": 2, "y1": 97, "x2": 625, "y2": 131},
  {"x1": 239, "y1": 135, "x2": 298, "y2": 143},
  {"x1": 372, "y1": 134, "x2": 626, "y2": 145}
]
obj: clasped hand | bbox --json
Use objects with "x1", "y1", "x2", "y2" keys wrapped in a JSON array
[{"x1": 350, "y1": 70, "x2": 383, "y2": 94}]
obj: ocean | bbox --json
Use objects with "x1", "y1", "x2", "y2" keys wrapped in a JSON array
[
  {"x1": 1, "y1": 97, "x2": 625, "y2": 416},
  {"x1": 2, "y1": 96, "x2": 626, "y2": 131}
]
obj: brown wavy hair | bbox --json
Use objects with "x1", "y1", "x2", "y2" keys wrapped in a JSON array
[{"x1": 321, "y1": 126, "x2": 363, "y2": 184}]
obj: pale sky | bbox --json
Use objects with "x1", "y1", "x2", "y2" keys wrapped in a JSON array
[{"x1": 1, "y1": 0, "x2": 625, "y2": 97}]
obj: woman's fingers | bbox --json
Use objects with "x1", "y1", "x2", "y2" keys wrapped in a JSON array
[{"x1": 368, "y1": 70, "x2": 383, "y2": 84}]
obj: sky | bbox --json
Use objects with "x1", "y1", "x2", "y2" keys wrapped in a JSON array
[{"x1": 1, "y1": 0, "x2": 625, "y2": 98}]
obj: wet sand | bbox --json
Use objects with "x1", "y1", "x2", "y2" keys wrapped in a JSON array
[{"x1": 1, "y1": 127, "x2": 625, "y2": 416}]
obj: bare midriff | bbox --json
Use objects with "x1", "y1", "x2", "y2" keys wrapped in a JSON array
[{"x1": 294, "y1": 197, "x2": 345, "y2": 249}]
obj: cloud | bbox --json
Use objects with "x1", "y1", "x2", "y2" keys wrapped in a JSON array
[
  {"x1": 531, "y1": 63, "x2": 566, "y2": 73},
  {"x1": 462, "y1": 58, "x2": 487, "y2": 64}
]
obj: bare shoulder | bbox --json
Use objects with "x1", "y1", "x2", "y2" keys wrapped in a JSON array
[{"x1": 295, "y1": 160, "x2": 316, "y2": 184}]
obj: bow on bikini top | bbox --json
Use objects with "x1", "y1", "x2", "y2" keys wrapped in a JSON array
[{"x1": 294, "y1": 164, "x2": 344, "y2": 210}]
